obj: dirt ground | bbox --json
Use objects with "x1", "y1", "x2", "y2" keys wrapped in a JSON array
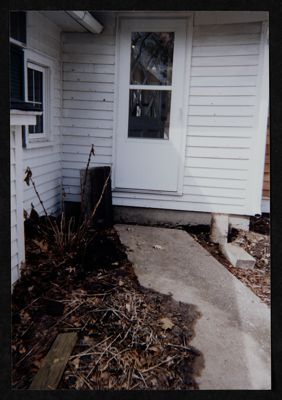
[
  {"x1": 12, "y1": 222, "x2": 201, "y2": 390},
  {"x1": 184, "y1": 215, "x2": 270, "y2": 306}
]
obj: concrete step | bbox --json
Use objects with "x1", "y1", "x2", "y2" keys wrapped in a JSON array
[{"x1": 221, "y1": 243, "x2": 256, "y2": 269}]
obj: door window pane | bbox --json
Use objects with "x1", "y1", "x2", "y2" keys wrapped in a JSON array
[
  {"x1": 128, "y1": 89, "x2": 171, "y2": 139},
  {"x1": 130, "y1": 32, "x2": 174, "y2": 85}
]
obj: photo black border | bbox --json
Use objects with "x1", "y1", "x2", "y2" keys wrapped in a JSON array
[{"x1": 1, "y1": 1, "x2": 281, "y2": 399}]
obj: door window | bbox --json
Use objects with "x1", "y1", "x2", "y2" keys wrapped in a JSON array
[{"x1": 128, "y1": 32, "x2": 174, "y2": 139}]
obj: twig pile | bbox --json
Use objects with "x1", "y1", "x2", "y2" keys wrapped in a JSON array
[{"x1": 12, "y1": 228, "x2": 201, "y2": 390}]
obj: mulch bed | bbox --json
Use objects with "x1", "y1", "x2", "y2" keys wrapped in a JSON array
[
  {"x1": 12, "y1": 221, "x2": 202, "y2": 390},
  {"x1": 184, "y1": 215, "x2": 270, "y2": 306}
]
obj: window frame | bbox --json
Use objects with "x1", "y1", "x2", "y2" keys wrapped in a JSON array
[
  {"x1": 26, "y1": 62, "x2": 45, "y2": 135},
  {"x1": 24, "y1": 49, "x2": 52, "y2": 143}
]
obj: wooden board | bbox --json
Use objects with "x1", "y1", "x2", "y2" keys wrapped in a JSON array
[{"x1": 29, "y1": 332, "x2": 77, "y2": 390}]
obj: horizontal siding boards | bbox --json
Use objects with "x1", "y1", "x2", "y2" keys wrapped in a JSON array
[
  {"x1": 190, "y1": 86, "x2": 257, "y2": 96},
  {"x1": 112, "y1": 192, "x2": 246, "y2": 207},
  {"x1": 62, "y1": 127, "x2": 113, "y2": 138},
  {"x1": 63, "y1": 43, "x2": 115, "y2": 55},
  {"x1": 191, "y1": 65, "x2": 258, "y2": 77},
  {"x1": 63, "y1": 100, "x2": 114, "y2": 111},
  {"x1": 193, "y1": 33, "x2": 261, "y2": 46},
  {"x1": 62, "y1": 27, "x2": 116, "y2": 199},
  {"x1": 61, "y1": 118, "x2": 113, "y2": 130},
  {"x1": 193, "y1": 22, "x2": 261, "y2": 36},
  {"x1": 61, "y1": 18, "x2": 263, "y2": 215},
  {"x1": 63, "y1": 81, "x2": 114, "y2": 93},
  {"x1": 62, "y1": 153, "x2": 112, "y2": 164},
  {"x1": 188, "y1": 105, "x2": 255, "y2": 117},
  {"x1": 192, "y1": 44, "x2": 259, "y2": 57},
  {"x1": 188, "y1": 116, "x2": 254, "y2": 127},
  {"x1": 184, "y1": 167, "x2": 248, "y2": 180},
  {"x1": 191, "y1": 55, "x2": 259, "y2": 67},
  {"x1": 187, "y1": 136, "x2": 251, "y2": 148},
  {"x1": 22, "y1": 11, "x2": 63, "y2": 216},
  {"x1": 63, "y1": 63, "x2": 115, "y2": 74},
  {"x1": 187, "y1": 126, "x2": 254, "y2": 138},
  {"x1": 63, "y1": 53, "x2": 115, "y2": 65},
  {"x1": 184, "y1": 21, "x2": 262, "y2": 213},
  {"x1": 63, "y1": 72, "x2": 114, "y2": 84},
  {"x1": 63, "y1": 109, "x2": 113, "y2": 120},
  {"x1": 189, "y1": 96, "x2": 256, "y2": 106},
  {"x1": 62, "y1": 33, "x2": 115, "y2": 46},
  {"x1": 190, "y1": 76, "x2": 257, "y2": 87}
]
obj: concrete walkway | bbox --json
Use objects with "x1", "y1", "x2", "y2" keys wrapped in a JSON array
[{"x1": 116, "y1": 224, "x2": 271, "y2": 390}]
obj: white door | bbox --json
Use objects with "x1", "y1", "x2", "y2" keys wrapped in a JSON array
[{"x1": 115, "y1": 18, "x2": 188, "y2": 193}]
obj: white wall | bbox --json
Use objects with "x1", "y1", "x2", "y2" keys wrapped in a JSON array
[
  {"x1": 11, "y1": 11, "x2": 63, "y2": 284},
  {"x1": 11, "y1": 127, "x2": 25, "y2": 284},
  {"x1": 61, "y1": 12, "x2": 268, "y2": 216},
  {"x1": 22, "y1": 11, "x2": 63, "y2": 216}
]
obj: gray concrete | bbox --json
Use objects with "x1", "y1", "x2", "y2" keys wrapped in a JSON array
[
  {"x1": 114, "y1": 206, "x2": 211, "y2": 226},
  {"x1": 114, "y1": 206, "x2": 250, "y2": 231},
  {"x1": 210, "y1": 213, "x2": 229, "y2": 244},
  {"x1": 116, "y1": 224, "x2": 271, "y2": 390},
  {"x1": 221, "y1": 243, "x2": 256, "y2": 269}
]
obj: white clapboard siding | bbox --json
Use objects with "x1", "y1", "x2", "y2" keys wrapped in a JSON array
[
  {"x1": 22, "y1": 11, "x2": 63, "y2": 216},
  {"x1": 61, "y1": 28, "x2": 116, "y2": 199},
  {"x1": 11, "y1": 129, "x2": 19, "y2": 284},
  {"x1": 188, "y1": 105, "x2": 255, "y2": 117},
  {"x1": 64, "y1": 72, "x2": 115, "y2": 83},
  {"x1": 63, "y1": 63, "x2": 115, "y2": 74},
  {"x1": 191, "y1": 55, "x2": 259, "y2": 67},
  {"x1": 191, "y1": 65, "x2": 258, "y2": 77},
  {"x1": 61, "y1": 17, "x2": 265, "y2": 215}
]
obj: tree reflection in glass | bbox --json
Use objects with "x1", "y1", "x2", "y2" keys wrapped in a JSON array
[{"x1": 130, "y1": 32, "x2": 174, "y2": 86}]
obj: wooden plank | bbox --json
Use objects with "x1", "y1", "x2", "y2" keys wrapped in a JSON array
[{"x1": 29, "y1": 332, "x2": 77, "y2": 390}]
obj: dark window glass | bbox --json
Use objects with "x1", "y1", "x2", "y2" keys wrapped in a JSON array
[
  {"x1": 130, "y1": 32, "x2": 174, "y2": 86},
  {"x1": 27, "y1": 67, "x2": 44, "y2": 134},
  {"x1": 10, "y1": 44, "x2": 24, "y2": 102},
  {"x1": 29, "y1": 115, "x2": 44, "y2": 134},
  {"x1": 10, "y1": 12, "x2": 26, "y2": 44},
  {"x1": 128, "y1": 89, "x2": 171, "y2": 139}
]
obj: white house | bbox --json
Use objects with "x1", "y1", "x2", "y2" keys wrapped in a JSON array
[{"x1": 10, "y1": 10, "x2": 269, "y2": 284}]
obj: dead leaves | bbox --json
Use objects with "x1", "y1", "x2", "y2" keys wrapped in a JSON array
[
  {"x1": 12, "y1": 228, "x2": 200, "y2": 390},
  {"x1": 32, "y1": 239, "x2": 48, "y2": 253},
  {"x1": 159, "y1": 317, "x2": 174, "y2": 331}
]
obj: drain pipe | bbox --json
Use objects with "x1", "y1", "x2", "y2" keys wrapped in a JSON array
[{"x1": 66, "y1": 11, "x2": 103, "y2": 34}]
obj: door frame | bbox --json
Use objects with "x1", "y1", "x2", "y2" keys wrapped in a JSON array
[{"x1": 112, "y1": 12, "x2": 193, "y2": 195}]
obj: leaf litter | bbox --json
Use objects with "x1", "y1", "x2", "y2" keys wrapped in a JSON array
[
  {"x1": 12, "y1": 220, "x2": 202, "y2": 390},
  {"x1": 184, "y1": 215, "x2": 270, "y2": 306}
]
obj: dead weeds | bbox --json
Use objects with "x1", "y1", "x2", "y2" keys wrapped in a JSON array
[{"x1": 12, "y1": 225, "x2": 201, "y2": 390}]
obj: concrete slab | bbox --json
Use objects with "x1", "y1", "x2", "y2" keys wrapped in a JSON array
[
  {"x1": 115, "y1": 224, "x2": 271, "y2": 390},
  {"x1": 221, "y1": 243, "x2": 256, "y2": 269}
]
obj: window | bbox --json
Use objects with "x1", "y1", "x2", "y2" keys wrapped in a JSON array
[
  {"x1": 27, "y1": 63, "x2": 44, "y2": 134},
  {"x1": 10, "y1": 44, "x2": 25, "y2": 106},
  {"x1": 10, "y1": 11, "x2": 26, "y2": 44},
  {"x1": 128, "y1": 32, "x2": 174, "y2": 139}
]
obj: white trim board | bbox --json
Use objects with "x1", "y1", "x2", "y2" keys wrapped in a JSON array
[{"x1": 248, "y1": 21, "x2": 269, "y2": 214}]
